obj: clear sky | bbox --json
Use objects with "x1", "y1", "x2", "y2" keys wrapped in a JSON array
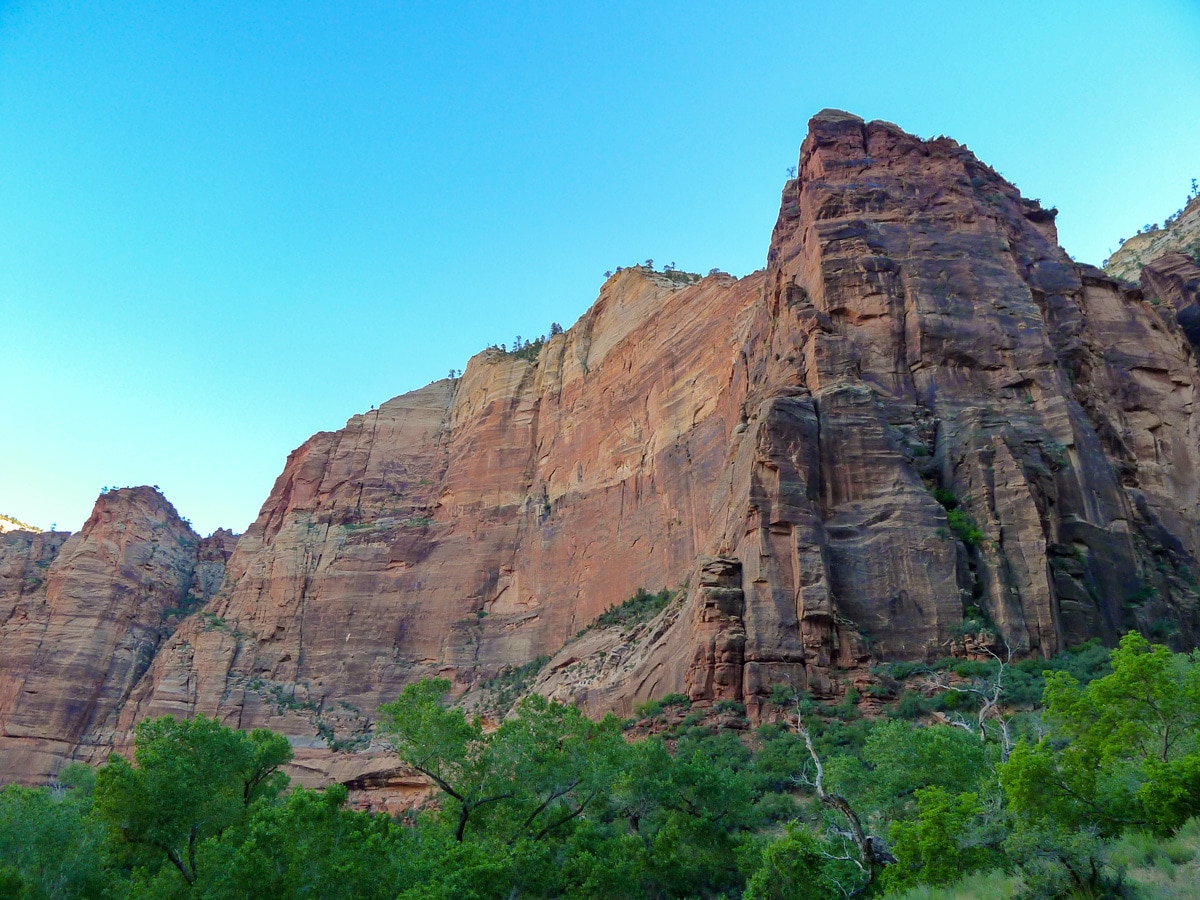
[{"x1": 2, "y1": 1, "x2": 1199, "y2": 536}]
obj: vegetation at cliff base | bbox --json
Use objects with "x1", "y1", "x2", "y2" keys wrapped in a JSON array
[{"x1": 2, "y1": 634, "x2": 1200, "y2": 897}]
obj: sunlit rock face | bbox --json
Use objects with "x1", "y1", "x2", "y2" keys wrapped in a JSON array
[
  {"x1": 0, "y1": 488, "x2": 234, "y2": 782},
  {"x1": 4, "y1": 111, "x2": 1200, "y2": 788},
  {"x1": 1104, "y1": 193, "x2": 1200, "y2": 284}
]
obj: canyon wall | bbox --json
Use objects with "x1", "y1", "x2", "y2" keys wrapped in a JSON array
[
  {"x1": 0, "y1": 488, "x2": 233, "y2": 780},
  {"x1": 4, "y1": 110, "x2": 1200, "y2": 786}
]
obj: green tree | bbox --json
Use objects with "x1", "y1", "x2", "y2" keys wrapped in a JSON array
[
  {"x1": 94, "y1": 715, "x2": 292, "y2": 885},
  {"x1": 193, "y1": 785, "x2": 404, "y2": 899},
  {"x1": 999, "y1": 633, "x2": 1200, "y2": 894},
  {"x1": 609, "y1": 731, "x2": 761, "y2": 896},
  {"x1": 377, "y1": 679, "x2": 517, "y2": 843},
  {"x1": 828, "y1": 718, "x2": 992, "y2": 822},
  {"x1": 0, "y1": 777, "x2": 107, "y2": 899},
  {"x1": 1001, "y1": 632, "x2": 1200, "y2": 837},
  {"x1": 486, "y1": 694, "x2": 626, "y2": 844},
  {"x1": 882, "y1": 787, "x2": 995, "y2": 892},
  {"x1": 742, "y1": 825, "x2": 845, "y2": 900}
]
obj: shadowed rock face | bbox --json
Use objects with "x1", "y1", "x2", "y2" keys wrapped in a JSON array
[
  {"x1": 719, "y1": 113, "x2": 1200, "y2": 709},
  {"x1": 1141, "y1": 252, "x2": 1200, "y2": 356},
  {"x1": 5, "y1": 111, "x2": 1200, "y2": 786}
]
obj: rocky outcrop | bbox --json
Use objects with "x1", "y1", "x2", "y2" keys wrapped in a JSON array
[
  {"x1": 1140, "y1": 252, "x2": 1200, "y2": 355},
  {"x1": 1105, "y1": 194, "x2": 1200, "y2": 283},
  {"x1": 0, "y1": 488, "x2": 234, "y2": 781},
  {"x1": 114, "y1": 267, "x2": 763, "y2": 738},
  {"x1": 0, "y1": 514, "x2": 39, "y2": 534},
  {"x1": 6, "y1": 111, "x2": 1200, "y2": 786}
]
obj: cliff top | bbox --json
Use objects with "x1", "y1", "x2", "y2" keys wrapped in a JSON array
[
  {"x1": 1105, "y1": 191, "x2": 1200, "y2": 282},
  {"x1": 0, "y1": 513, "x2": 39, "y2": 534}
]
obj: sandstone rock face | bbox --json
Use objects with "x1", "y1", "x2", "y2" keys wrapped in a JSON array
[
  {"x1": 115, "y1": 268, "x2": 763, "y2": 738},
  {"x1": 1105, "y1": 194, "x2": 1200, "y2": 283},
  {"x1": 714, "y1": 112, "x2": 1200, "y2": 691},
  {"x1": 6, "y1": 112, "x2": 1200, "y2": 786},
  {"x1": 0, "y1": 514, "x2": 39, "y2": 534},
  {"x1": 1141, "y1": 252, "x2": 1200, "y2": 356},
  {"x1": 0, "y1": 489, "x2": 234, "y2": 781}
]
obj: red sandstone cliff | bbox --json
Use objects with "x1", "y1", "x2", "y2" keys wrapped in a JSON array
[
  {"x1": 0, "y1": 489, "x2": 235, "y2": 781},
  {"x1": 4, "y1": 111, "x2": 1200, "y2": 786}
]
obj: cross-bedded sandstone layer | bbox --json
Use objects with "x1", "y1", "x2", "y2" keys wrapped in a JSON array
[{"x1": 4, "y1": 111, "x2": 1200, "y2": 786}]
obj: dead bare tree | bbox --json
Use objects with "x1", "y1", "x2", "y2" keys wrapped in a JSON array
[
  {"x1": 926, "y1": 643, "x2": 1014, "y2": 761},
  {"x1": 790, "y1": 707, "x2": 893, "y2": 895}
]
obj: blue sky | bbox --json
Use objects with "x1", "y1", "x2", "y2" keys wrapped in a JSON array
[{"x1": 2, "y1": 1, "x2": 1199, "y2": 536}]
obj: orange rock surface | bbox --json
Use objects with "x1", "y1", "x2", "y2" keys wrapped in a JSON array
[
  {"x1": 0, "y1": 488, "x2": 233, "y2": 781},
  {"x1": 4, "y1": 111, "x2": 1200, "y2": 786}
]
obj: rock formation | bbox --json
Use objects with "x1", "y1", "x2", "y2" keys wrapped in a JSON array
[
  {"x1": 1105, "y1": 193, "x2": 1200, "y2": 283},
  {"x1": 0, "y1": 514, "x2": 39, "y2": 534},
  {"x1": 4, "y1": 111, "x2": 1200, "y2": 786},
  {"x1": 0, "y1": 488, "x2": 234, "y2": 781}
]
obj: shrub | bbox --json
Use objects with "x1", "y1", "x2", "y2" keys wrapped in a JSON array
[
  {"x1": 592, "y1": 587, "x2": 674, "y2": 630},
  {"x1": 895, "y1": 690, "x2": 932, "y2": 719},
  {"x1": 946, "y1": 509, "x2": 984, "y2": 547},
  {"x1": 635, "y1": 692, "x2": 691, "y2": 719},
  {"x1": 768, "y1": 683, "x2": 798, "y2": 706},
  {"x1": 931, "y1": 488, "x2": 959, "y2": 509}
]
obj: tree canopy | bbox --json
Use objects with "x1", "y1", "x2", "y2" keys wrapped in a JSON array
[{"x1": 2, "y1": 634, "x2": 1200, "y2": 898}]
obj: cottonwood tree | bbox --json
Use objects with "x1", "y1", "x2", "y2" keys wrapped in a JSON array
[
  {"x1": 999, "y1": 632, "x2": 1200, "y2": 893},
  {"x1": 377, "y1": 678, "x2": 514, "y2": 843},
  {"x1": 93, "y1": 715, "x2": 292, "y2": 886}
]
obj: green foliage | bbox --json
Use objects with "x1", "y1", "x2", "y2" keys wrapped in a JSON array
[
  {"x1": 742, "y1": 825, "x2": 845, "y2": 900},
  {"x1": 836, "y1": 685, "x2": 861, "y2": 719},
  {"x1": 825, "y1": 719, "x2": 992, "y2": 823},
  {"x1": 929, "y1": 487, "x2": 985, "y2": 546},
  {"x1": 875, "y1": 659, "x2": 930, "y2": 680},
  {"x1": 195, "y1": 785, "x2": 408, "y2": 899},
  {"x1": 592, "y1": 587, "x2": 674, "y2": 630},
  {"x1": 998, "y1": 634, "x2": 1200, "y2": 895},
  {"x1": 767, "y1": 682, "x2": 798, "y2": 705},
  {"x1": 999, "y1": 638, "x2": 1111, "y2": 706},
  {"x1": 510, "y1": 336, "x2": 545, "y2": 361},
  {"x1": 884, "y1": 788, "x2": 996, "y2": 893},
  {"x1": 376, "y1": 679, "x2": 492, "y2": 841},
  {"x1": 488, "y1": 332, "x2": 552, "y2": 362},
  {"x1": 946, "y1": 508, "x2": 985, "y2": 547},
  {"x1": 1108, "y1": 817, "x2": 1200, "y2": 898},
  {"x1": 884, "y1": 869, "x2": 1021, "y2": 899},
  {"x1": 378, "y1": 680, "x2": 627, "y2": 846},
  {"x1": 634, "y1": 692, "x2": 691, "y2": 718},
  {"x1": 1001, "y1": 633, "x2": 1200, "y2": 839},
  {"x1": 476, "y1": 655, "x2": 551, "y2": 715},
  {"x1": 0, "y1": 780, "x2": 107, "y2": 899},
  {"x1": 93, "y1": 715, "x2": 292, "y2": 885},
  {"x1": 3, "y1": 639, "x2": 1199, "y2": 899},
  {"x1": 931, "y1": 488, "x2": 959, "y2": 509},
  {"x1": 894, "y1": 689, "x2": 933, "y2": 719}
]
